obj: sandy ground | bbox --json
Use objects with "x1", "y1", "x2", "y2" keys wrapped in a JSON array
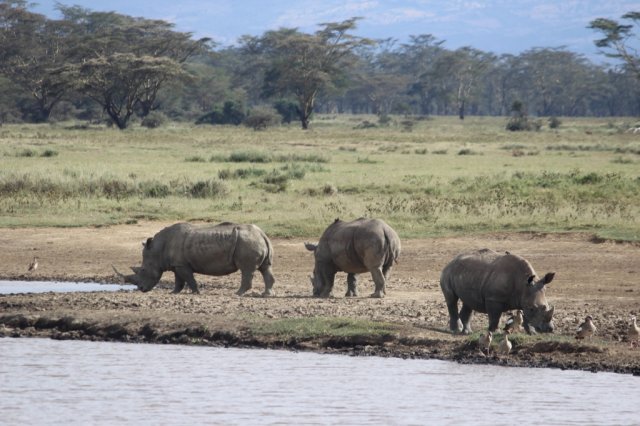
[{"x1": 1, "y1": 222, "x2": 639, "y2": 374}]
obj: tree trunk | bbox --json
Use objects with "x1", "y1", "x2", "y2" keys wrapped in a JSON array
[{"x1": 458, "y1": 100, "x2": 465, "y2": 120}]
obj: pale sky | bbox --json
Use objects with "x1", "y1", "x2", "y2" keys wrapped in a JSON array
[{"x1": 33, "y1": 0, "x2": 639, "y2": 63}]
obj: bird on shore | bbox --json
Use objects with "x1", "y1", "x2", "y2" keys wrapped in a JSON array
[
  {"x1": 498, "y1": 330, "x2": 512, "y2": 356},
  {"x1": 628, "y1": 316, "x2": 639, "y2": 348},
  {"x1": 478, "y1": 331, "x2": 493, "y2": 356},
  {"x1": 27, "y1": 257, "x2": 38, "y2": 273},
  {"x1": 575, "y1": 315, "x2": 596, "y2": 340},
  {"x1": 503, "y1": 310, "x2": 524, "y2": 333}
]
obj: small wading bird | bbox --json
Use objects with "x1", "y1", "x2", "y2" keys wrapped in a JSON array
[
  {"x1": 27, "y1": 257, "x2": 38, "y2": 273},
  {"x1": 575, "y1": 315, "x2": 596, "y2": 340},
  {"x1": 503, "y1": 310, "x2": 524, "y2": 333},
  {"x1": 628, "y1": 316, "x2": 639, "y2": 348},
  {"x1": 478, "y1": 331, "x2": 492, "y2": 356},
  {"x1": 498, "y1": 330, "x2": 512, "y2": 356}
]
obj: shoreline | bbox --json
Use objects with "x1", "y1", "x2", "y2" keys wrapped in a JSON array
[{"x1": 1, "y1": 223, "x2": 639, "y2": 376}]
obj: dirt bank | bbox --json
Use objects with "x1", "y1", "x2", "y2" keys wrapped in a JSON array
[{"x1": 1, "y1": 222, "x2": 639, "y2": 375}]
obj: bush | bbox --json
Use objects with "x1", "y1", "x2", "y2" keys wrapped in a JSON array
[
  {"x1": 548, "y1": 116, "x2": 562, "y2": 129},
  {"x1": 141, "y1": 111, "x2": 168, "y2": 129},
  {"x1": 243, "y1": 106, "x2": 281, "y2": 130},
  {"x1": 273, "y1": 100, "x2": 299, "y2": 124},
  {"x1": 188, "y1": 180, "x2": 228, "y2": 198},
  {"x1": 195, "y1": 101, "x2": 245, "y2": 126},
  {"x1": 506, "y1": 100, "x2": 542, "y2": 132},
  {"x1": 41, "y1": 149, "x2": 58, "y2": 157}
]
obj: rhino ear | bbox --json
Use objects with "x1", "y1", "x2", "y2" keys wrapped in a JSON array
[
  {"x1": 304, "y1": 242, "x2": 317, "y2": 252},
  {"x1": 543, "y1": 272, "x2": 555, "y2": 284},
  {"x1": 527, "y1": 275, "x2": 536, "y2": 286},
  {"x1": 143, "y1": 238, "x2": 153, "y2": 250}
]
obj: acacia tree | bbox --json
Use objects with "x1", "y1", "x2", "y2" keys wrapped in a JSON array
[
  {"x1": 256, "y1": 18, "x2": 371, "y2": 129},
  {"x1": 589, "y1": 12, "x2": 640, "y2": 79},
  {"x1": 59, "y1": 6, "x2": 209, "y2": 128},
  {"x1": 0, "y1": 1, "x2": 75, "y2": 121}
]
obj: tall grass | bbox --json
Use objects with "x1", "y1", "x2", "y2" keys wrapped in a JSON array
[{"x1": 0, "y1": 116, "x2": 638, "y2": 240}]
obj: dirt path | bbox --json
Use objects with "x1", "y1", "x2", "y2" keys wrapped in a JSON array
[{"x1": 1, "y1": 222, "x2": 639, "y2": 374}]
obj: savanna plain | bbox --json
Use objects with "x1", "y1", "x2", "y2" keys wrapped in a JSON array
[{"x1": 1, "y1": 115, "x2": 639, "y2": 374}]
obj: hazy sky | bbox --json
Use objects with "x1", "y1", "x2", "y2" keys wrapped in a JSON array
[{"x1": 33, "y1": 1, "x2": 637, "y2": 63}]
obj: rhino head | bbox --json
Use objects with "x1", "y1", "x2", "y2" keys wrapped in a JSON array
[
  {"x1": 522, "y1": 272, "x2": 556, "y2": 333},
  {"x1": 304, "y1": 242, "x2": 331, "y2": 297},
  {"x1": 113, "y1": 238, "x2": 163, "y2": 292}
]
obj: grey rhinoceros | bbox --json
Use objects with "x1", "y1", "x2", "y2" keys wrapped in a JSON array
[
  {"x1": 114, "y1": 222, "x2": 275, "y2": 296},
  {"x1": 304, "y1": 218, "x2": 401, "y2": 298},
  {"x1": 440, "y1": 249, "x2": 555, "y2": 334}
]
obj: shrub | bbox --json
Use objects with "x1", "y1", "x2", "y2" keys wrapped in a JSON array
[
  {"x1": 185, "y1": 156, "x2": 206, "y2": 162},
  {"x1": 41, "y1": 149, "x2": 58, "y2": 157},
  {"x1": 141, "y1": 181, "x2": 170, "y2": 198},
  {"x1": 548, "y1": 116, "x2": 562, "y2": 129},
  {"x1": 228, "y1": 151, "x2": 272, "y2": 163},
  {"x1": 188, "y1": 180, "x2": 228, "y2": 198},
  {"x1": 17, "y1": 149, "x2": 37, "y2": 157},
  {"x1": 273, "y1": 100, "x2": 299, "y2": 124},
  {"x1": 195, "y1": 101, "x2": 245, "y2": 126},
  {"x1": 243, "y1": 106, "x2": 281, "y2": 130},
  {"x1": 141, "y1": 111, "x2": 168, "y2": 128},
  {"x1": 354, "y1": 120, "x2": 376, "y2": 129}
]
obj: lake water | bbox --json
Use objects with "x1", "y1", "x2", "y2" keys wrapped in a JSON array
[
  {"x1": 1, "y1": 338, "x2": 638, "y2": 425},
  {"x1": 0, "y1": 280, "x2": 136, "y2": 295}
]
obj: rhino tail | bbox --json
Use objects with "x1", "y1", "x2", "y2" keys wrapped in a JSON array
[{"x1": 383, "y1": 228, "x2": 399, "y2": 267}]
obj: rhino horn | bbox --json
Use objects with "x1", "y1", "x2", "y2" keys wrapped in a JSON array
[
  {"x1": 130, "y1": 266, "x2": 142, "y2": 274},
  {"x1": 112, "y1": 265, "x2": 139, "y2": 285}
]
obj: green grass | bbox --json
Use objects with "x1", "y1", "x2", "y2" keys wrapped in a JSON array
[
  {"x1": 250, "y1": 317, "x2": 399, "y2": 339},
  {"x1": 0, "y1": 115, "x2": 639, "y2": 240}
]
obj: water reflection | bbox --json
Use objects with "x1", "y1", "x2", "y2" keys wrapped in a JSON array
[
  {"x1": 0, "y1": 280, "x2": 136, "y2": 295},
  {"x1": 1, "y1": 338, "x2": 637, "y2": 425}
]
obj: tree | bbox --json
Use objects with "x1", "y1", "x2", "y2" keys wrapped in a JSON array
[
  {"x1": 72, "y1": 53, "x2": 187, "y2": 129},
  {"x1": 0, "y1": 1, "x2": 75, "y2": 121},
  {"x1": 256, "y1": 18, "x2": 372, "y2": 129},
  {"x1": 59, "y1": 6, "x2": 210, "y2": 127},
  {"x1": 589, "y1": 12, "x2": 640, "y2": 79}
]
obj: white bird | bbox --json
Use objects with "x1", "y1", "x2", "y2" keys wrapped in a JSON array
[
  {"x1": 27, "y1": 257, "x2": 38, "y2": 273},
  {"x1": 503, "y1": 310, "x2": 524, "y2": 333},
  {"x1": 498, "y1": 330, "x2": 512, "y2": 356},
  {"x1": 478, "y1": 331, "x2": 493, "y2": 356},
  {"x1": 575, "y1": 315, "x2": 596, "y2": 340},
  {"x1": 628, "y1": 316, "x2": 639, "y2": 348}
]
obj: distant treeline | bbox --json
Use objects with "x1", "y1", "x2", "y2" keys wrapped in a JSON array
[{"x1": 1, "y1": 1, "x2": 639, "y2": 129}]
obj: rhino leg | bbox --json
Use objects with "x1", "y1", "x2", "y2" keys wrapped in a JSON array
[
  {"x1": 444, "y1": 298, "x2": 463, "y2": 333},
  {"x1": 259, "y1": 265, "x2": 275, "y2": 297},
  {"x1": 369, "y1": 267, "x2": 386, "y2": 298},
  {"x1": 172, "y1": 275, "x2": 186, "y2": 294},
  {"x1": 485, "y1": 302, "x2": 504, "y2": 333},
  {"x1": 236, "y1": 269, "x2": 254, "y2": 296},
  {"x1": 459, "y1": 304, "x2": 474, "y2": 334},
  {"x1": 346, "y1": 273, "x2": 358, "y2": 297},
  {"x1": 175, "y1": 266, "x2": 199, "y2": 294}
]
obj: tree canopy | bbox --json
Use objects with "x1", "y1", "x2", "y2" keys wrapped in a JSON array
[{"x1": 1, "y1": 1, "x2": 639, "y2": 128}]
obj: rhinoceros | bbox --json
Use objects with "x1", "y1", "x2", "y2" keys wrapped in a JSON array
[
  {"x1": 440, "y1": 249, "x2": 555, "y2": 334},
  {"x1": 304, "y1": 218, "x2": 401, "y2": 298},
  {"x1": 114, "y1": 222, "x2": 275, "y2": 296}
]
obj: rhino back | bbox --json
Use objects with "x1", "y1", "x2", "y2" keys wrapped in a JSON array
[
  {"x1": 318, "y1": 218, "x2": 397, "y2": 273},
  {"x1": 182, "y1": 223, "x2": 270, "y2": 275},
  {"x1": 441, "y1": 249, "x2": 536, "y2": 310}
]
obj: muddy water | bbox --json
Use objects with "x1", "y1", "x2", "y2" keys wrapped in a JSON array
[
  {"x1": 1, "y1": 338, "x2": 637, "y2": 425},
  {"x1": 0, "y1": 280, "x2": 135, "y2": 294}
]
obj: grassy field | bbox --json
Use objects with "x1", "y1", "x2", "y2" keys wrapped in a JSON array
[{"x1": 1, "y1": 115, "x2": 639, "y2": 240}]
